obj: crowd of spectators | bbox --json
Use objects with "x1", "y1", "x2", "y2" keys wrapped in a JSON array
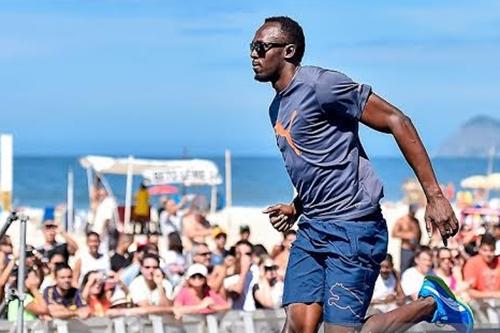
[
  {"x1": 0, "y1": 192, "x2": 498, "y2": 325},
  {"x1": 371, "y1": 205, "x2": 500, "y2": 323},
  {"x1": 0, "y1": 195, "x2": 295, "y2": 323}
]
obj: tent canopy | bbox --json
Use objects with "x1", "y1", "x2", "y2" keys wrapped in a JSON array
[{"x1": 79, "y1": 155, "x2": 222, "y2": 186}]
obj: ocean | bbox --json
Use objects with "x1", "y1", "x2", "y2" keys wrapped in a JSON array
[{"x1": 9, "y1": 155, "x2": 500, "y2": 210}]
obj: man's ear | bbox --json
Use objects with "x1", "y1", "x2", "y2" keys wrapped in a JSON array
[{"x1": 284, "y1": 44, "x2": 296, "y2": 60}]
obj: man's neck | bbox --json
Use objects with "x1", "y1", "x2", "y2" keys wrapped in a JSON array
[
  {"x1": 272, "y1": 64, "x2": 298, "y2": 93},
  {"x1": 56, "y1": 286, "x2": 69, "y2": 297}
]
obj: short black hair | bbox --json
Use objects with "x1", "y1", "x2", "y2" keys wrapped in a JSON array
[
  {"x1": 86, "y1": 231, "x2": 100, "y2": 239},
  {"x1": 264, "y1": 16, "x2": 305, "y2": 64},
  {"x1": 480, "y1": 233, "x2": 496, "y2": 248},
  {"x1": 141, "y1": 252, "x2": 160, "y2": 266},
  {"x1": 54, "y1": 263, "x2": 72, "y2": 275}
]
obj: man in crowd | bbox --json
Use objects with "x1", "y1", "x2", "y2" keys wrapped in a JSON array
[
  {"x1": 370, "y1": 254, "x2": 405, "y2": 313},
  {"x1": 37, "y1": 219, "x2": 78, "y2": 263},
  {"x1": 129, "y1": 253, "x2": 173, "y2": 307},
  {"x1": 211, "y1": 227, "x2": 229, "y2": 266},
  {"x1": 159, "y1": 198, "x2": 184, "y2": 236},
  {"x1": 401, "y1": 246, "x2": 435, "y2": 300},
  {"x1": 272, "y1": 230, "x2": 296, "y2": 279},
  {"x1": 392, "y1": 204, "x2": 422, "y2": 273},
  {"x1": 463, "y1": 233, "x2": 500, "y2": 323},
  {"x1": 253, "y1": 257, "x2": 284, "y2": 309},
  {"x1": 44, "y1": 263, "x2": 89, "y2": 319},
  {"x1": 73, "y1": 232, "x2": 111, "y2": 286},
  {"x1": 239, "y1": 225, "x2": 251, "y2": 242}
]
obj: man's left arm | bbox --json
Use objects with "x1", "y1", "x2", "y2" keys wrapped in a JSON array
[{"x1": 360, "y1": 93, "x2": 459, "y2": 245}]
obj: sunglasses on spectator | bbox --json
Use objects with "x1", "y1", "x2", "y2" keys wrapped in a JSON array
[
  {"x1": 44, "y1": 224, "x2": 58, "y2": 230},
  {"x1": 439, "y1": 256, "x2": 453, "y2": 261},
  {"x1": 250, "y1": 41, "x2": 289, "y2": 57},
  {"x1": 264, "y1": 266, "x2": 278, "y2": 272}
]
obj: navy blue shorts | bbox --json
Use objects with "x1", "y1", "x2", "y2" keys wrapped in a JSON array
[{"x1": 282, "y1": 212, "x2": 388, "y2": 327}]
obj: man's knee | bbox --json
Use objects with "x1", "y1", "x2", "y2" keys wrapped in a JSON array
[
  {"x1": 359, "y1": 315, "x2": 383, "y2": 333},
  {"x1": 283, "y1": 316, "x2": 319, "y2": 333}
]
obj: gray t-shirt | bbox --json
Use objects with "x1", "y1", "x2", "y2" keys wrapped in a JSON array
[{"x1": 269, "y1": 66, "x2": 383, "y2": 220}]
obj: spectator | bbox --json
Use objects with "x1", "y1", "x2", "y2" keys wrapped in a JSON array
[
  {"x1": 91, "y1": 187, "x2": 117, "y2": 249},
  {"x1": 182, "y1": 213, "x2": 212, "y2": 250},
  {"x1": 252, "y1": 244, "x2": 269, "y2": 266},
  {"x1": 73, "y1": 232, "x2": 111, "y2": 286},
  {"x1": 391, "y1": 205, "x2": 421, "y2": 273},
  {"x1": 162, "y1": 232, "x2": 186, "y2": 287},
  {"x1": 463, "y1": 233, "x2": 500, "y2": 323},
  {"x1": 129, "y1": 253, "x2": 173, "y2": 307},
  {"x1": 40, "y1": 252, "x2": 66, "y2": 292},
  {"x1": 272, "y1": 230, "x2": 296, "y2": 279},
  {"x1": 211, "y1": 227, "x2": 229, "y2": 266},
  {"x1": 159, "y1": 198, "x2": 184, "y2": 236},
  {"x1": 133, "y1": 182, "x2": 150, "y2": 224},
  {"x1": 36, "y1": 219, "x2": 78, "y2": 263},
  {"x1": 80, "y1": 270, "x2": 128, "y2": 317},
  {"x1": 370, "y1": 254, "x2": 405, "y2": 313},
  {"x1": 223, "y1": 240, "x2": 259, "y2": 311},
  {"x1": 401, "y1": 246, "x2": 434, "y2": 300},
  {"x1": 253, "y1": 258, "x2": 284, "y2": 309},
  {"x1": 173, "y1": 264, "x2": 229, "y2": 319},
  {"x1": 0, "y1": 235, "x2": 13, "y2": 268},
  {"x1": 110, "y1": 234, "x2": 134, "y2": 272},
  {"x1": 44, "y1": 263, "x2": 89, "y2": 319},
  {"x1": 435, "y1": 247, "x2": 467, "y2": 295},
  {"x1": 7, "y1": 267, "x2": 49, "y2": 321},
  {"x1": 191, "y1": 242, "x2": 212, "y2": 268},
  {"x1": 239, "y1": 225, "x2": 251, "y2": 242}
]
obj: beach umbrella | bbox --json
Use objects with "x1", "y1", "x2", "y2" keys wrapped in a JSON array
[
  {"x1": 147, "y1": 184, "x2": 178, "y2": 196},
  {"x1": 460, "y1": 175, "x2": 489, "y2": 189},
  {"x1": 486, "y1": 173, "x2": 500, "y2": 189}
]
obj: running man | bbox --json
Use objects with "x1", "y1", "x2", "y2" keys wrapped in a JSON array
[{"x1": 252, "y1": 16, "x2": 473, "y2": 333}]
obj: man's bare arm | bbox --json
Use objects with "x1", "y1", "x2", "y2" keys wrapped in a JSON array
[{"x1": 360, "y1": 93, "x2": 459, "y2": 245}]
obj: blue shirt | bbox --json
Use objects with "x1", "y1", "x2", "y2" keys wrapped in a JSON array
[{"x1": 269, "y1": 66, "x2": 384, "y2": 220}]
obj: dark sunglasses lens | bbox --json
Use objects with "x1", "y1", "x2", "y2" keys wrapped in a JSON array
[{"x1": 251, "y1": 42, "x2": 266, "y2": 56}]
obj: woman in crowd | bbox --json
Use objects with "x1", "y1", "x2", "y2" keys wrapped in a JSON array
[
  {"x1": 81, "y1": 271, "x2": 129, "y2": 317},
  {"x1": 162, "y1": 232, "x2": 186, "y2": 287},
  {"x1": 173, "y1": 264, "x2": 229, "y2": 319},
  {"x1": 7, "y1": 267, "x2": 49, "y2": 321},
  {"x1": 435, "y1": 247, "x2": 470, "y2": 301}
]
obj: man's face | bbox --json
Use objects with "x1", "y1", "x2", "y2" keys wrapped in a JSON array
[
  {"x1": 415, "y1": 252, "x2": 433, "y2": 274},
  {"x1": 251, "y1": 22, "x2": 288, "y2": 82},
  {"x1": 49, "y1": 254, "x2": 65, "y2": 273},
  {"x1": 87, "y1": 235, "x2": 100, "y2": 255},
  {"x1": 193, "y1": 245, "x2": 211, "y2": 267},
  {"x1": 141, "y1": 257, "x2": 159, "y2": 281},
  {"x1": 43, "y1": 223, "x2": 58, "y2": 243},
  {"x1": 235, "y1": 244, "x2": 252, "y2": 259},
  {"x1": 438, "y1": 249, "x2": 453, "y2": 271},
  {"x1": 215, "y1": 235, "x2": 226, "y2": 248},
  {"x1": 479, "y1": 244, "x2": 495, "y2": 264},
  {"x1": 166, "y1": 200, "x2": 177, "y2": 214},
  {"x1": 55, "y1": 268, "x2": 73, "y2": 291},
  {"x1": 379, "y1": 260, "x2": 393, "y2": 279}
]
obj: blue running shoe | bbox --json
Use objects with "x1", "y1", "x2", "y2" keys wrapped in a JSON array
[{"x1": 418, "y1": 275, "x2": 474, "y2": 333}]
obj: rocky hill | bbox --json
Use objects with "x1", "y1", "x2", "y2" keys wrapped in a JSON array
[{"x1": 437, "y1": 115, "x2": 500, "y2": 157}]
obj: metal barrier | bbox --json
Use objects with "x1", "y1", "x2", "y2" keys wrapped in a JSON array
[{"x1": 0, "y1": 310, "x2": 498, "y2": 333}]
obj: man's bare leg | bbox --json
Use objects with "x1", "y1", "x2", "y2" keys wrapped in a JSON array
[
  {"x1": 282, "y1": 303, "x2": 323, "y2": 333},
  {"x1": 322, "y1": 297, "x2": 436, "y2": 333}
]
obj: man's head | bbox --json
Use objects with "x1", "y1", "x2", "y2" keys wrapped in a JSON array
[
  {"x1": 414, "y1": 246, "x2": 433, "y2": 275},
  {"x1": 86, "y1": 231, "x2": 100, "y2": 256},
  {"x1": 166, "y1": 199, "x2": 178, "y2": 215},
  {"x1": 282, "y1": 230, "x2": 297, "y2": 249},
  {"x1": 54, "y1": 263, "x2": 73, "y2": 292},
  {"x1": 140, "y1": 253, "x2": 160, "y2": 282},
  {"x1": 478, "y1": 233, "x2": 496, "y2": 264},
  {"x1": 192, "y1": 242, "x2": 212, "y2": 267},
  {"x1": 380, "y1": 254, "x2": 394, "y2": 279},
  {"x1": 262, "y1": 258, "x2": 279, "y2": 284},
  {"x1": 235, "y1": 239, "x2": 253, "y2": 259},
  {"x1": 239, "y1": 225, "x2": 251, "y2": 241},
  {"x1": 48, "y1": 252, "x2": 66, "y2": 273},
  {"x1": 213, "y1": 227, "x2": 227, "y2": 249},
  {"x1": 251, "y1": 16, "x2": 305, "y2": 82},
  {"x1": 0, "y1": 235, "x2": 13, "y2": 255},
  {"x1": 437, "y1": 247, "x2": 453, "y2": 272},
  {"x1": 42, "y1": 220, "x2": 58, "y2": 244}
]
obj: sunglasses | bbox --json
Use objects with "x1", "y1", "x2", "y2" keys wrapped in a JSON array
[
  {"x1": 196, "y1": 252, "x2": 211, "y2": 257},
  {"x1": 250, "y1": 41, "x2": 289, "y2": 57},
  {"x1": 44, "y1": 224, "x2": 58, "y2": 230},
  {"x1": 264, "y1": 266, "x2": 278, "y2": 272},
  {"x1": 189, "y1": 273, "x2": 205, "y2": 280}
]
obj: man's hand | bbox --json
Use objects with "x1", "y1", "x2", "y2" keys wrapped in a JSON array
[
  {"x1": 263, "y1": 203, "x2": 297, "y2": 232},
  {"x1": 425, "y1": 195, "x2": 459, "y2": 247}
]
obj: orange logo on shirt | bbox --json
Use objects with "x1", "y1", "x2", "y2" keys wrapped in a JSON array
[{"x1": 274, "y1": 110, "x2": 301, "y2": 156}]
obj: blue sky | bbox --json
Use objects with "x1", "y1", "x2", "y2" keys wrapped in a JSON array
[{"x1": 1, "y1": 0, "x2": 499, "y2": 157}]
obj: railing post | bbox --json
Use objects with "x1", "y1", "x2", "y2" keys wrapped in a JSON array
[
  {"x1": 113, "y1": 317, "x2": 126, "y2": 333},
  {"x1": 241, "y1": 312, "x2": 255, "y2": 333},
  {"x1": 149, "y1": 315, "x2": 165, "y2": 333},
  {"x1": 52, "y1": 320, "x2": 69, "y2": 333},
  {"x1": 206, "y1": 315, "x2": 219, "y2": 333}
]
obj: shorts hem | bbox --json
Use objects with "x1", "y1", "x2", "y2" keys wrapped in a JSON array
[
  {"x1": 282, "y1": 299, "x2": 323, "y2": 307},
  {"x1": 323, "y1": 319, "x2": 364, "y2": 327}
]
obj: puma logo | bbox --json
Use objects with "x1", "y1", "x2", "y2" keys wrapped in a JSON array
[{"x1": 274, "y1": 110, "x2": 301, "y2": 156}]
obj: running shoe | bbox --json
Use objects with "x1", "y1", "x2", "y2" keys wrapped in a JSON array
[{"x1": 418, "y1": 275, "x2": 474, "y2": 333}]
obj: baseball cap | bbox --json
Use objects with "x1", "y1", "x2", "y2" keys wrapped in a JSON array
[
  {"x1": 186, "y1": 264, "x2": 208, "y2": 278},
  {"x1": 212, "y1": 226, "x2": 227, "y2": 238}
]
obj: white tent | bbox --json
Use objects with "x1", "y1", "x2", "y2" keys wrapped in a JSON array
[{"x1": 80, "y1": 155, "x2": 224, "y2": 227}]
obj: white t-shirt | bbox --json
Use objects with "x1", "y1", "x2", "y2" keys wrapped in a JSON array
[
  {"x1": 79, "y1": 251, "x2": 111, "y2": 283},
  {"x1": 223, "y1": 264, "x2": 259, "y2": 311},
  {"x1": 129, "y1": 275, "x2": 174, "y2": 305},
  {"x1": 371, "y1": 273, "x2": 398, "y2": 312},
  {"x1": 401, "y1": 267, "x2": 433, "y2": 297}
]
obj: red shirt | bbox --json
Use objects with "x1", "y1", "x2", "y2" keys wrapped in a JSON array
[
  {"x1": 174, "y1": 287, "x2": 227, "y2": 314},
  {"x1": 463, "y1": 255, "x2": 500, "y2": 292}
]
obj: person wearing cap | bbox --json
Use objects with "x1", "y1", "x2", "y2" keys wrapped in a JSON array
[
  {"x1": 253, "y1": 257, "x2": 284, "y2": 309},
  {"x1": 211, "y1": 227, "x2": 229, "y2": 266},
  {"x1": 173, "y1": 263, "x2": 229, "y2": 319},
  {"x1": 36, "y1": 219, "x2": 78, "y2": 263}
]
